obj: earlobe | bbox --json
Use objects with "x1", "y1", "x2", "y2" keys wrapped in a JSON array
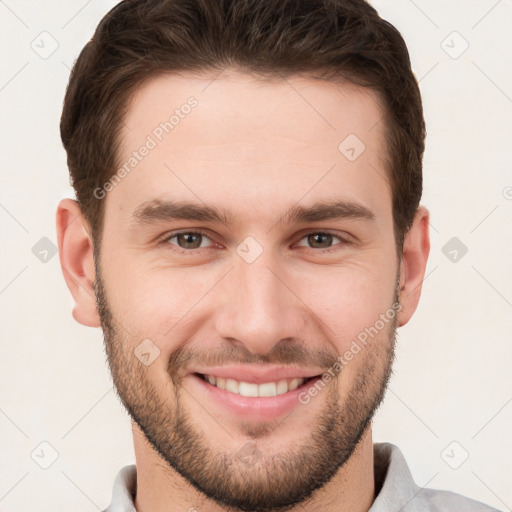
[
  {"x1": 396, "y1": 206, "x2": 430, "y2": 327},
  {"x1": 56, "y1": 198, "x2": 101, "y2": 327}
]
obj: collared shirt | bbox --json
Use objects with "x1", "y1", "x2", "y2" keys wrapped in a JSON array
[{"x1": 102, "y1": 442, "x2": 501, "y2": 512}]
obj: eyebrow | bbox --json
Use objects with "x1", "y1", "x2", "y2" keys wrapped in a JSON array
[{"x1": 130, "y1": 198, "x2": 375, "y2": 228}]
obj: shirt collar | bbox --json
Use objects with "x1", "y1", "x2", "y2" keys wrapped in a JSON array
[
  {"x1": 370, "y1": 442, "x2": 429, "y2": 511},
  {"x1": 104, "y1": 463, "x2": 137, "y2": 512}
]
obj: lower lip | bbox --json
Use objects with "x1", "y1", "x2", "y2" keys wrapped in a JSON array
[{"x1": 188, "y1": 374, "x2": 322, "y2": 422}]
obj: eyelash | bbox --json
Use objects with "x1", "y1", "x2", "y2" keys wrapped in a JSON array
[{"x1": 161, "y1": 229, "x2": 352, "y2": 254}]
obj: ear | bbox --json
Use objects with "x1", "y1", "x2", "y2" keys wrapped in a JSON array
[
  {"x1": 397, "y1": 206, "x2": 430, "y2": 327},
  {"x1": 56, "y1": 198, "x2": 101, "y2": 327}
]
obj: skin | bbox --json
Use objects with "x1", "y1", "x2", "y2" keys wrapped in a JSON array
[{"x1": 56, "y1": 69, "x2": 430, "y2": 512}]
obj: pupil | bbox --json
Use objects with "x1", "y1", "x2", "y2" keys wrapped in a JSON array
[
  {"x1": 309, "y1": 233, "x2": 332, "y2": 248},
  {"x1": 180, "y1": 233, "x2": 201, "y2": 248}
]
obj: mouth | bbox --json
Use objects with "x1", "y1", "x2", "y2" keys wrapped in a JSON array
[
  {"x1": 194, "y1": 372, "x2": 320, "y2": 397},
  {"x1": 189, "y1": 371, "x2": 324, "y2": 422}
]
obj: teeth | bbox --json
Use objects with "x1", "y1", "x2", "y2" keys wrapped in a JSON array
[
  {"x1": 288, "y1": 378, "x2": 301, "y2": 391},
  {"x1": 276, "y1": 380, "x2": 288, "y2": 395},
  {"x1": 258, "y1": 382, "x2": 277, "y2": 397},
  {"x1": 225, "y1": 378, "x2": 239, "y2": 394},
  {"x1": 203, "y1": 374, "x2": 306, "y2": 397},
  {"x1": 239, "y1": 382, "x2": 258, "y2": 397}
]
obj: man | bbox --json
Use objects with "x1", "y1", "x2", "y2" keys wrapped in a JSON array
[{"x1": 56, "y1": 0, "x2": 500, "y2": 511}]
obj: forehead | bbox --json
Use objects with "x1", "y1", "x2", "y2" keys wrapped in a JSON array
[
  {"x1": 108, "y1": 69, "x2": 391, "y2": 229},
  {"x1": 122, "y1": 69, "x2": 386, "y2": 156}
]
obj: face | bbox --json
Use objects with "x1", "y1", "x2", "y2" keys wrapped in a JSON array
[{"x1": 93, "y1": 70, "x2": 401, "y2": 511}]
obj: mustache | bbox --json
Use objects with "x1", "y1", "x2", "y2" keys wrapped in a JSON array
[{"x1": 168, "y1": 339, "x2": 339, "y2": 382}]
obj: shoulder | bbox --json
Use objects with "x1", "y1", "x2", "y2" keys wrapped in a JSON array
[
  {"x1": 418, "y1": 487, "x2": 502, "y2": 512},
  {"x1": 371, "y1": 442, "x2": 502, "y2": 512}
]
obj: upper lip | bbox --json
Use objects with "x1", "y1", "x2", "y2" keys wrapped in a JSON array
[{"x1": 190, "y1": 365, "x2": 323, "y2": 384}]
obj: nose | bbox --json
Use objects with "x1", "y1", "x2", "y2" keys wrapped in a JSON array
[{"x1": 214, "y1": 250, "x2": 307, "y2": 355}]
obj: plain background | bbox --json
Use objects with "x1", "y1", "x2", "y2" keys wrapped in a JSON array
[{"x1": 0, "y1": 0, "x2": 511, "y2": 510}]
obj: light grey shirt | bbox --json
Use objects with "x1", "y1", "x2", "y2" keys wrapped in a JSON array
[{"x1": 103, "y1": 442, "x2": 501, "y2": 512}]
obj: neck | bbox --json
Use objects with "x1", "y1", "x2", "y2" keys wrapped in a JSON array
[{"x1": 133, "y1": 423, "x2": 375, "y2": 512}]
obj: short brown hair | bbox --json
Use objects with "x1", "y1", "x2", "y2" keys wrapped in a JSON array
[{"x1": 60, "y1": 0, "x2": 425, "y2": 253}]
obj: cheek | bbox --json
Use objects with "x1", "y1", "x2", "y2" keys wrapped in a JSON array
[
  {"x1": 295, "y1": 264, "x2": 397, "y2": 350},
  {"x1": 102, "y1": 257, "x2": 216, "y2": 344}
]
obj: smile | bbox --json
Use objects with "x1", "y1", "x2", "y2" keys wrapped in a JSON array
[{"x1": 197, "y1": 373, "x2": 316, "y2": 397}]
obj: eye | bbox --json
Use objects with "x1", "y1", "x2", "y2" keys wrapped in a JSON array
[
  {"x1": 165, "y1": 230, "x2": 215, "y2": 250},
  {"x1": 161, "y1": 229, "x2": 351, "y2": 253},
  {"x1": 296, "y1": 231, "x2": 348, "y2": 250}
]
